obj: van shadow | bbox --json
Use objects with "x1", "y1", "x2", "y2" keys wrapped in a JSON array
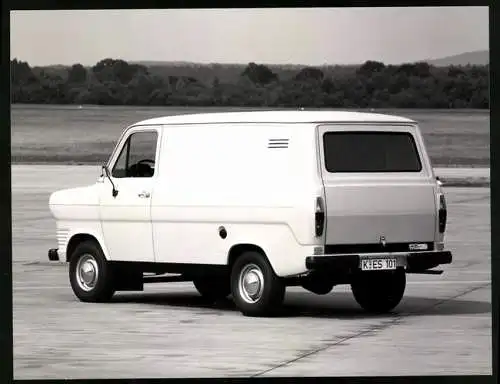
[{"x1": 110, "y1": 290, "x2": 491, "y2": 319}]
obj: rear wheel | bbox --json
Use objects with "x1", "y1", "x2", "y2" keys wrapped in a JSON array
[
  {"x1": 350, "y1": 268, "x2": 406, "y2": 313},
  {"x1": 69, "y1": 240, "x2": 116, "y2": 302},
  {"x1": 193, "y1": 277, "x2": 230, "y2": 302},
  {"x1": 230, "y1": 251, "x2": 285, "y2": 317}
]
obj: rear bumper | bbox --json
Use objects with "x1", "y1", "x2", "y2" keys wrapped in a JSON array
[
  {"x1": 48, "y1": 248, "x2": 59, "y2": 261},
  {"x1": 305, "y1": 250, "x2": 452, "y2": 273}
]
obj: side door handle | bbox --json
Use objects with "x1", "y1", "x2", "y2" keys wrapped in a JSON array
[{"x1": 138, "y1": 191, "x2": 151, "y2": 198}]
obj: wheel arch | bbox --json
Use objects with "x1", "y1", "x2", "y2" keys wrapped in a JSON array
[
  {"x1": 227, "y1": 243, "x2": 276, "y2": 274},
  {"x1": 66, "y1": 232, "x2": 109, "y2": 262}
]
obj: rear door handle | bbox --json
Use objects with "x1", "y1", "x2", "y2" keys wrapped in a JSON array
[{"x1": 138, "y1": 191, "x2": 151, "y2": 198}]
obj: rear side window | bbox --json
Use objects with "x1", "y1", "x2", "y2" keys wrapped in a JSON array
[{"x1": 323, "y1": 131, "x2": 422, "y2": 173}]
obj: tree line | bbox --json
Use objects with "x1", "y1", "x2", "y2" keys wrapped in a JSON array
[{"x1": 11, "y1": 58, "x2": 489, "y2": 109}]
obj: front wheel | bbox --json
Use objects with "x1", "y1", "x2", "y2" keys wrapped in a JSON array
[
  {"x1": 69, "y1": 240, "x2": 116, "y2": 302},
  {"x1": 350, "y1": 268, "x2": 406, "y2": 313},
  {"x1": 230, "y1": 251, "x2": 285, "y2": 317}
]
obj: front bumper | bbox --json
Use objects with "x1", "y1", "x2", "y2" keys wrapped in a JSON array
[
  {"x1": 305, "y1": 250, "x2": 452, "y2": 273},
  {"x1": 48, "y1": 248, "x2": 59, "y2": 261}
]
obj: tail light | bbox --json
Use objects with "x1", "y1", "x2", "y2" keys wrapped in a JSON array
[
  {"x1": 315, "y1": 196, "x2": 325, "y2": 237},
  {"x1": 438, "y1": 194, "x2": 447, "y2": 233}
]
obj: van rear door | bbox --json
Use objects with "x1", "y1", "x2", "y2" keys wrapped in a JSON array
[{"x1": 317, "y1": 124, "x2": 437, "y2": 250}]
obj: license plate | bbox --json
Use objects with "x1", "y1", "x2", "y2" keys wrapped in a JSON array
[{"x1": 361, "y1": 258, "x2": 397, "y2": 271}]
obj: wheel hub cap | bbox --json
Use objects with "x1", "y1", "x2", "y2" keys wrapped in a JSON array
[
  {"x1": 76, "y1": 254, "x2": 99, "y2": 292},
  {"x1": 244, "y1": 272, "x2": 260, "y2": 296},
  {"x1": 239, "y1": 264, "x2": 264, "y2": 304},
  {"x1": 81, "y1": 262, "x2": 96, "y2": 284}
]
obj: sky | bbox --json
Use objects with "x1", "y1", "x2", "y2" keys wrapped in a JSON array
[{"x1": 10, "y1": 7, "x2": 489, "y2": 67}]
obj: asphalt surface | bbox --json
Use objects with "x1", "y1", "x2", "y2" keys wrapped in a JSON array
[{"x1": 12, "y1": 165, "x2": 492, "y2": 379}]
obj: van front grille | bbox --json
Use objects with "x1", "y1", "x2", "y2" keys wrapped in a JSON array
[
  {"x1": 324, "y1": 242, "x2": 434, "y2": 255},
  {"x1": 56, "y1": 228, "x2": 70, "y2": 250}
]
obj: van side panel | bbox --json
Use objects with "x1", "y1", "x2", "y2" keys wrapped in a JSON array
[{"x1": 151, "y1": 123, "x2": 321, "y2": 277}]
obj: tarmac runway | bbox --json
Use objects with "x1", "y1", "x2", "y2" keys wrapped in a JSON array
[{"x1": 11, "y1": 165, "x2": 492, "y2": 379}]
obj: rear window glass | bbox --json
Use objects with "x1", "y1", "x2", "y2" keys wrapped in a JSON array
[{"x1": 323, "y1": 131, "x2": 422, "y2": 173}]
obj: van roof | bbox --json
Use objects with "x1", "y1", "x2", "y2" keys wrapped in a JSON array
[{"x1": 133, "y1": 110, "x2": 416, "y2": 127}]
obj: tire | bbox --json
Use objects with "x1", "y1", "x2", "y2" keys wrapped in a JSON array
[
  {"x1": 230, "y1": 251, "x2": 285, "y2": 317},
  {"x1": 193, "y1": 277, "x2": 230, "y2": 302},
  {"x1": 69, "y1": 240, "x2": 116, "y2": 303},
  {"x1": 350, "y1": 268, "x2": 406, "y2": 314}
]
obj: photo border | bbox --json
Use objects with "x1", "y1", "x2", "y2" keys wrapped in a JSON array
[{"x1": 1, "y1": 1, "x2": 496, "y2": 382}]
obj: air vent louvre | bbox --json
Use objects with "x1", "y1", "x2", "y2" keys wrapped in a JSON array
[{"x1": 268, "y1": 138, "x2": 289, "y2": 149}]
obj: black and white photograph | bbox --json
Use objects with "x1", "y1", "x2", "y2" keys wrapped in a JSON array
[{"x1": 8, "y1": 6, "x2": 492, "y2": 380}]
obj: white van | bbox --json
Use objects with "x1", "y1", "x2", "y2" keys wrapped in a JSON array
[{"x1": 48, "y1": 111, "x2": 452, "y2": 317}]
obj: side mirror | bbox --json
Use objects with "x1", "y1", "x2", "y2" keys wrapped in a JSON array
[
  {"x1": 102, "y1": 164, "x2": 119, "y2": 198},
  {"x1": 102, "y1": 164, "x2": 109, "y2": 177},
  {"x1": 436, "y1": 176, "x2": 443, "y2": 188}
]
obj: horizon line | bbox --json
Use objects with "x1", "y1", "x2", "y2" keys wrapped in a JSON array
[{"x1": 11, "y1": 48, "x2": 489, "y2": 68}]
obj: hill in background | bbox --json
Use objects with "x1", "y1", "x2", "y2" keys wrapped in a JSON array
[
  {"x1": 126, "y1": 50, "x2": 489, "y2": 83},
  {"x1": 131, "y1": 50, "x2": 490, "y2": 69},
  {"x1": 426, "y1": 50, "x2": 489, "y2": 66}
]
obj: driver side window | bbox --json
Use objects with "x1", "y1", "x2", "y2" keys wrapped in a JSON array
[{"x1": 112, "y1": 130, "x2": 158, "y2": 178}]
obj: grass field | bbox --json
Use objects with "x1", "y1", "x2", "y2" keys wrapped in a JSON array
[{"x1": 11, "y1": 105, "x2": 490, "y2": 167}]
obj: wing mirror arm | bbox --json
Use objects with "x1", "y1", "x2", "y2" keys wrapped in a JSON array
[{"x1": 102, "y1": 164, "x2": 119, "y2": 198}]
